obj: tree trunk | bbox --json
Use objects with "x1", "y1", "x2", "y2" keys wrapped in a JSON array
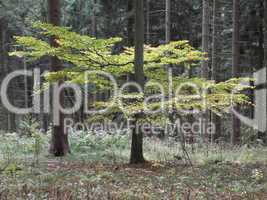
[
  {"x1": 48, "y1": 0, "x2": 70, "y2": 156},
  {"x1": 188, "y1": 0, "x2": 193, "y2": 42},
  {"x1": 127, "y1": 0, "x2": 134, "y2": 46},
  {"x1": 201, "y1": 0, "x2": 210, "y2": 79},
  {"x1": 0, "y1": 17, "x2": 16, "y2": 132},
  {"x1": 265, "y1": 0, "x2": 267, "y2": 69},
  {"x1": 146, "y1": 0, "x2": 150, "y2": 44},
  {"x1": 201, "y1": 0, "x2": 210, "y2": 143},
  {"x1": 264, "y1": 0, "x2": 267, "y2": 140},
  {"x1": 91, "y1": 0, "x2": 97, "y2": 37},
  {"x1": 165, "y1": 0, "x2": 171, "y2": 43},
  {"x1": 231, "y1": 0, "x2": 241, "y2": 145},
  {"x1": 257, "y1": 0, "x2": 266, "y2": 142},
  {"x1": 39, "y1": 1, "x2": 49, "y2": 133},
  {"x1": 211, "y1": 0, "x2": 221, "y2": 142},
  {"x1": 130, "y1": 0, "x2": 146, "y2": 164}
]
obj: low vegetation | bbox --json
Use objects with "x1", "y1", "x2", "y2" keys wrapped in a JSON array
[{"x1": 0, "y1": 130, "x2": 266, "y2": 199}]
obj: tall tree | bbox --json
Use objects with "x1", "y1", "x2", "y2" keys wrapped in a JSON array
[
  {"x1": 130, "y1": 0, "x2": 146, "y2": 164},
  {"x1": 39, "y1": 1, "x2": 49, "y2": 133},
  {"x1": 146, "y1": 0, "x2": 150, "y2": 44},
  {"x1": 211, "y1": 0, "x2": 221, "y2": 141},
  {"x1": 201, "y1": 0, "x2": 210, "y2": 79},
  {"x1": 48, "y1": 0, "x2": 70, "y2": 156},
  {"x1": 0, "y1": 17, "x2": 16, "y2": 132},
  {"x1": 91, "y1": 0, "x2": 97, "y2": 37},
  {"x1": 264, "y1": 0, "x2": 267, "y2": 140},
  {"x1": 127, "y1": 0, "x2": 134, "y2": 46},
  {"x1": 231, "y1": 0, "x2": 241, "y2": 145},
  {"x1": 257, "y1": 0, "x2": 265, "y2": 141},
  {"x1": 165, "y1": 0, "x2": 171, "y2": 43},
  {"x1": 265, "y1": 0, "x2": 267, "y2": 68},
  {"x1": 201, "y1": 0, "x2": 210, "y2": 141}
]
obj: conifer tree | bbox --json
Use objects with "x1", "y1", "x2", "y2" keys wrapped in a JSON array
[{"x1": 232, "y1": 0, "x2": 241, "y2": 145}]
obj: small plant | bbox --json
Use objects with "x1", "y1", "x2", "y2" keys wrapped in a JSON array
[
  {"x1": 31, "y1": 131, "x2": 45, "y2": 165},
  {"x1": 4, "y1": 162, "x2": 21, "y2": 176},
  {"x1": 251, "y1": 169, "x2": 264, "y2": 182},
  {"x1": 18, "y1": 115, "x2": 40, "y2": 137}
]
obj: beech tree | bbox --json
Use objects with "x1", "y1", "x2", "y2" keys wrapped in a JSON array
[
  {"x1": 10, "y1": 23, "x2": 251, "y2": 166},
  {"x1": 48, "y1": 0, "x2": 70, "y2": 156}
]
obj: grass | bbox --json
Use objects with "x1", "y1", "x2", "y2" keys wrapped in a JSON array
[{"x1": 0, "y1": 132, "x2": 267, "y2": 199}]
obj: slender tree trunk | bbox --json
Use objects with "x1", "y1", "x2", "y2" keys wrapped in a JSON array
[
  {"x1": 264, "y1": 0, "x2": 267, "y2": 140},
  {"x1": 211, "y1": 0, "x2": 221, "y2": 142},
  {"x1": 48, "y1": 0, "x2": 70, "y2": 156},
  {"x1": 130, "y1": 0, "x2": 146, "y2": 164},
  {"x1": 39, "y1": 3, "x2": 49, "y2": 132},
  {"x1": 257, "y1": 0, "x2": 266, "y2": 141},
  {"x1": 201, "y1": 0, "x2": 210, "y2": 79},
  {"x1": 265, "y1": 0, "x2": 267, "y2": 62},
  {"x1": 188, "y1": 0, "x2": 193, "y2": 42},
  {"x1": 91, "y1": 0, "x2": 97, "y2": 37},
  {"x1": 231, "y1": 0, "x2": 241, "y2": 145},
  {"x1": 0, "y1": 17, "x2": 16, "y2": 132},
  {"x1": 201, "y1": 0, "x2": 210, "y2": 142},
  {"x1": 146, "y1": 0, "x2": 150, "y2": 44},
  {"x1": 259, "y1": 1, "x2": 264, "y2": 70},
  {"x1": 127, "y1": 0, "x2": 134, "y2": 46},
  {"x1": 0, "y1": 17, "x2": 7, "y2": 131},
  {"x1": 165, "y1": 0, "x2": 172, "y2": 141},
  {"x1": 265, "y1": 0, "x2": 267, "y2": 69},
  {"x1": 165, "y1": 0, "x2": 171, "y2": 43}
]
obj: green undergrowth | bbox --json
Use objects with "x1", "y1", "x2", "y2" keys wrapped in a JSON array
[{"x1": 0, "y1": 132, "x2": 267, "y2": 199}]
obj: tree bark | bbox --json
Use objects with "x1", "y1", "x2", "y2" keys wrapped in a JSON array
[
  {"x1": 0, "y1": 17, "x2": 16, "y2": 132},
  {"x1": 48, "y1": 0, "x2": 70, "y2": 156},
  {"x1": 165, "y1": 0, "x2": 171, "y2": 43},
  {"x1": 127, "y1": 0, "x2": 134, "y2": 46},
  {"x1": 257, "y1": 0, "x2": 266, "y2": 142},
  {"x1": 130, "y1": 0, "x2": 146, "y2": 164},
  {"x1": 211, "y1": 0, "x2": 222, "y2": 142},
  {"x1": 265, "y1": 0, "x2": 267, "y2": 69},
  {"x1": 201, "y1": 0, "x2": 210, "y2": 143},
  {"x1": 264, "y1": 0, "x2": 267, "y2": 140},
  {"x1": 39, "y1": 0, "x2": 49, "y2": 132},
  {"x1": 201, "y1": 0, "x2": 210, "y2": 79},
  {"x1": 91, "y1": 0, "x2": 97, "y2": 37},
  {"x1": 146, "y1": 0, "x2": 150, "y2": 44},
  {"x1": 231, "y1": 0, "x2": 241, "y2": 145}
]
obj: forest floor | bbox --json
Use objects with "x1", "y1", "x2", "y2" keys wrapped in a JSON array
[{"x1": 0, "y1": 133, "x2": 267, "y2": 199}]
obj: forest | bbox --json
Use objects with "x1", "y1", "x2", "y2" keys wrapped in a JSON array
[{"x1": 0, "y1": 0, "x2": 266, "y2": 199}]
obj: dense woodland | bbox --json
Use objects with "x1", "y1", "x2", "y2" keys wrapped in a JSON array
[{"x1": 0, "y1": 0, "x2": 267, "y2": 199}]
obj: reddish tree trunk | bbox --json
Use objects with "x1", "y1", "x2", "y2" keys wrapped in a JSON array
[{"x1": 48, "y1": 0, "x2": 70, "y2": 156}]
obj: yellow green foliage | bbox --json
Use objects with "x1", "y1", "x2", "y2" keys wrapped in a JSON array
[{"x1": 10, "y1": 22, "x2": 251, "y2": 118}]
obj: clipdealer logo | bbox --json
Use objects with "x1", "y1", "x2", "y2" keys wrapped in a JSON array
[
  {"x1": 0, "y1": 67, "x2": 266, "y2": 133},
  {"x1": 232, "y1": 67, "x2": 266, "y2": 132}
]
